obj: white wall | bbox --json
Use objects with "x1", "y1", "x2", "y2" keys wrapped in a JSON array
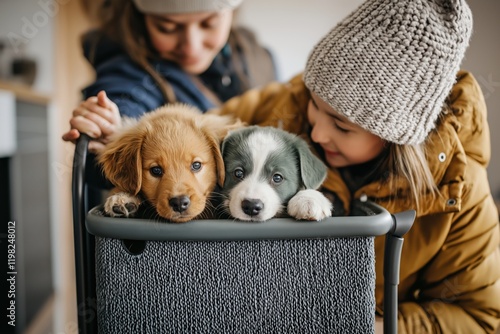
[
  {"x1": 238, "y1": 0, "x2": 364, "y2": 81},
  {"x1": 238, "y1": 0, "x2": 500, "y2": 197},
  {"x1": 0, "y1": 0, "x2": 55, "y2": 93},
  {"x1": 461, "y1": 1, "x2": 500, "y2": 197}
]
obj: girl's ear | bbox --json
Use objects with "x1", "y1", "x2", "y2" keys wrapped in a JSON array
[
  {"x1": 97, "y1": 126, "x2": 144, "y2": 195},
  {"x1": 296, "y1": 139, "x2": 327, "y2": 189}
]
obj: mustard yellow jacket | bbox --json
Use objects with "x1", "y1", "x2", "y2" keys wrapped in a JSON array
[{"x1": 214, "y1": 71, "x2": 500, "y2": 333}]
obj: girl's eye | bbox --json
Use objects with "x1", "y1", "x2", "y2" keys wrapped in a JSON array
[
  {"x1": 234, "y1": 167, "x2": 245, "y2": 179},
  {"x1": 191, "y1": 162, "x2": 202, "y2": 172},
  {"x1": 201, "y1": 16, "x2": 220, "y2": 29},
  {"x1": 272, "y1": 173, "x2": 283, "y2": 184},
  {"x1": 335, "y1": 123, "x2": 350, "y2": 133},
  {"x1": 156, "y1": 24, "x2": 177, "y2": 34},
  {"x1": 150, "y1": 166, "x2": 163, "y2": 177}
]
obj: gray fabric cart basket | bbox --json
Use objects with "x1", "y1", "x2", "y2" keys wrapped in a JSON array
[
  {"x1": 95, "y1": 232, "x2": 375, "y2": 333},
  {"x1": 72, "y1": 135, "x2": 414, "y2": 334}
]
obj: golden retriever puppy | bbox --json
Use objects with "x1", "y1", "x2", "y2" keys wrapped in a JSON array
[{"x1": 98, "y1": 104, "x2": 240, "y2": 223}]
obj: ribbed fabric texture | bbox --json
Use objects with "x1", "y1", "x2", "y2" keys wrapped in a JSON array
[
  {"x1": 133, "y1": 0, "x2": 243, "y2": 14},
  {"x1": 95, "y1": 237, "x2": 375, "y2": 333},
  {"x1": 304, "y1": 0, "x2": 473, "y2": 145}
]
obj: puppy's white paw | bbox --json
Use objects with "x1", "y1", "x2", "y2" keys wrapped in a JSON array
[
  {"x1": 104, "y1": 192, "x2": 141, "y2": 218},
  {"x1": 287, "y1": 189, "x2": 332, "y2": 221}
]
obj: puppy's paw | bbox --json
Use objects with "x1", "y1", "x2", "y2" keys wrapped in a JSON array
[
  {"x1": 287, "y1": 189, "x2": 332, "y2": 221},
  {"x1": 104, "y1": 192, "x2": 141, "y2": 218}
]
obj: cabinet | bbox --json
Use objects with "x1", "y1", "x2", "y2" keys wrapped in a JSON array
[{"x1": 0, "y1": 82, "x2": 53, "y2": 333}]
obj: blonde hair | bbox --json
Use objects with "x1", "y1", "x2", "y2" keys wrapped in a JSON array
[{"x1": 385, "y1": 143, "x2": 439, "y2": 210}]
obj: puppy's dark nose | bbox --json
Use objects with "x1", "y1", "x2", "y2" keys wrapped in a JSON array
[
  {"x1": 169, "y1": 196, "x2": 190, "y2": 213},
  {"x1": 242, "y1": 199, "x2": 264, "y2": 216}
]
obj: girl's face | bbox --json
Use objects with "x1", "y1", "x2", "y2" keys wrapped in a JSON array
[
  {"x1": 307, "y1": 92, "x2": 386, "y2": 168},
  {"x1": 144, "y1": 10, "x2": 233, "y2": 74}
]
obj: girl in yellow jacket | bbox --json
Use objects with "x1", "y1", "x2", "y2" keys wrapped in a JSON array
[{"x1": 213, "y1": 0, "x2": 500, "y2": 332}]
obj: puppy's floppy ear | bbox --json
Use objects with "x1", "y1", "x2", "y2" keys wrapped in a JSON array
[
  {"x1": 97, "y1": 126, "x2": 144, "y2": 195},
  {"x1": 197, "y1": 114, "x2": 245, "y2": 140},
  {"x1": 295, "y1": 139, "x2": 327, "y2": 189},
  {"x1": 197, "y1": 114, "x2": 243, "y2": 187},
  {"x1": 203, "y1": 133, "x2": 225, "y2": 188}
]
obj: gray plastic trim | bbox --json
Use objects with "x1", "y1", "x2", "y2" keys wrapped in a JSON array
[{"x1": 86, "y1": 201, "x2": 394, "y2": 241}]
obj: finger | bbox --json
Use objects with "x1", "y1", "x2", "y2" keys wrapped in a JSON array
[
  {"x1": 72, "y1": 107, "x2": 118, "y2": 138},
  {"x1": 77, "y1": 111, "x2": 117, "y2": 137},
  {"x1": 69, "y1": 116, "x2": 102, "y2": 138},
  {"x1": 77, "y1": 101, "x2": 114, "y2": 120},
  {"x1": 85, "y1": 96, "x2": 98, "y2": 104},
  {"x1": 97, "y1": 91, "x2": 108, "y2": 107},
  {"x1": 97, "y1": 91, "x2": 119, "y2": 113},
  {"x1": 79, "y1": 101, "x2": 117, "y2": 123},
  {"x1": 62, "y1": 129, "x2": 81, "y2": 143},
  {"x1": 88, "y1": 140, "x2": 106, "y2": 154}
]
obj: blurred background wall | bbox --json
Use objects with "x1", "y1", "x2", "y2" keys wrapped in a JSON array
[{"x1": 0, "y1": 1, "x2": 498, "y2": 333}]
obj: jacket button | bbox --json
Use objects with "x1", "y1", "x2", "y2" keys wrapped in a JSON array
[
  {"x1": 446, "y1": 198, "x2": 457, "y2": 206},
  {"x1": 438, "y1": 152, "x2": 446, "y2": 162}
]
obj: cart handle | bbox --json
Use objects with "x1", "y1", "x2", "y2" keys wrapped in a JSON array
[
  {"x1": 71, "y1": 134, "x2": 97, "y2": 334},
  {"x1": 384, "y1": 210, "x2": 415, "y2": 334}
]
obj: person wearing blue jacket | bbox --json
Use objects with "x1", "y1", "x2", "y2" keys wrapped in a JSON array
[{"x1": 62, "y1": 0, "x2": 276, "y2": 204}]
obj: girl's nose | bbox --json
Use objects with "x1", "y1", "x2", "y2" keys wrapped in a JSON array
[
  {"x1": 179, "y1": 26, "x2": 203, "y2": 57},
  {"x1": 310, "y1": 121, "x2": 329, "y2": 144}
]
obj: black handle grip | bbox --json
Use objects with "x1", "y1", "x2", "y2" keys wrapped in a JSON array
[{"x1": 71, "y1": 134, "x2": 97, "y2": 334}]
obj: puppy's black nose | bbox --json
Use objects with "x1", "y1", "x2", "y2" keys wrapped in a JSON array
[
  {"x1": 242, "y1": 199, "x2": 264, "y2": 216},
  {"x1": 169, "y1": 196, "x2": 190, "y2": 213}
]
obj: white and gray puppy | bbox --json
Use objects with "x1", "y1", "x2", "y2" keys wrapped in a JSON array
[{"x1": 219, "y1": 126, "x2": 332, "y2": 221}]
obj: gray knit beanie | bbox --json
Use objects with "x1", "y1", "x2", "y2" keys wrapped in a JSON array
[
  {"x1": 304, "y1": 0, "x2": 473, "y2": 145},
  {"x1": 133, "y1": 0, "x2": 243, "y2": 14}
]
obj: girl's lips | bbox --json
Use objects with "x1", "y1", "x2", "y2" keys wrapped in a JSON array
[
  {"x1": 178, "y1": 58, "x2": 200, "y2": 66},
  {"x1": 170, "y1": 54, "x2": 200, "y2": 66},
  {"x1": 323, "y1": 148, "x2": 339, "y2": 156}
]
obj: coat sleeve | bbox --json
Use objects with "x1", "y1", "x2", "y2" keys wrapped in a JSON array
[
  {"x1": 397, "y1": 71, "x2": 500, "y2": 334},
  {"x1": 397, "y1": 196, "x2": 500, "y2": 333},
  {"x1": 82, "y1": 56, "x2": 166, "y2": 119}
]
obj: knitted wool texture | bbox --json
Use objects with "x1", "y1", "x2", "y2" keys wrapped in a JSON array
[
  {"x1": 133, "y1": 0, "x2": 243, "y2": 14},
  {"x1": 304, "y1": 0, "x2": 473, "y2": 145}
]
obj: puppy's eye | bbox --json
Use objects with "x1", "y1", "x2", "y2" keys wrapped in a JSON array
[
  {"x1": 272, "y1": 173, "x2": 283, "y2": 184},
  {"x1": 234, "y1": 167, "x2": 245, "y2": 179},
  {"x1": 191, "y1": 161, "x2": 202, "y2": 172},
  {"x1": 150, "y1": 166, "x2": 163, "y2": 177}
]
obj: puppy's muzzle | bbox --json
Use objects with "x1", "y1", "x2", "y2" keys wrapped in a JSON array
[
  {"x1": 169, "y1": 196, "x2": 191, "y2": 213},
  {"x1": 241, "y1": 199, "x2": 264, "y2": 217}
]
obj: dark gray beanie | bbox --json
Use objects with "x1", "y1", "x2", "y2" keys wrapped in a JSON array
[
  {"x1": 133, "y1": 0, "x2": 243, "y2": 14},
  {"x1": 304, "y1": 0, "x2": 473, "y2": 145}
]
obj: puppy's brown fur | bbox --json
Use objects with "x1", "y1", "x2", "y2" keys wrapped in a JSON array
[{"x1": 98, "y1": 104, "x2": 240, "y2": 222}]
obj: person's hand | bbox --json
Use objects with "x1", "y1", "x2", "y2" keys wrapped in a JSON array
[{"x1": 62, "y1": 90, "x2": 121, "y2": 153}]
